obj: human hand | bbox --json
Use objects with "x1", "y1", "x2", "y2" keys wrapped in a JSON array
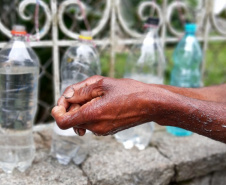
[{"x1": 51, "y1": 75, "x2": 159, "y2": 136}]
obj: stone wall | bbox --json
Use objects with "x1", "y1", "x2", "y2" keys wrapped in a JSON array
[{"x1": 1, "y1": 124, "x2": 226, "y2": 185}]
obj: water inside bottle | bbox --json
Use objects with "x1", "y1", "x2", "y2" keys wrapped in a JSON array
[
  {"x1": 51, "y1": 127, "x2": 89, "y2": 165},
  {"x1": 0, "y1": 67, "x2": 38, "y2": 173},
  {"x1": 0, "y1": 130, "x2": 35, "y2": 173}
]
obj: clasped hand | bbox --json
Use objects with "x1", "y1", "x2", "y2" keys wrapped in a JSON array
[{"x1": 51, "y1": 75, "x2": 158, "y2": 136}]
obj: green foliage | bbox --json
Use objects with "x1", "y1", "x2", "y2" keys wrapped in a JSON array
[
  {"x1": 186, "y1": 0, "x2": 198, "y2": 8},
  {"x1": 204, "y1": 42, "x2": 226, "y2": 86},
  {"x1": 100, "y1": 53, "x2": 127, "y2": 78}
]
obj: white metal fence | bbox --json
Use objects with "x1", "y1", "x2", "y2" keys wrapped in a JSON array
[{"x1": 0, "y1": 0, "x2": 225, "y2": 123}]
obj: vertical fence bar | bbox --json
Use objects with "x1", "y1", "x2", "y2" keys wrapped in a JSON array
[
  {"x1": 110, "y1": 0, "x2": 116, "y2": 78},
  {"x1": 201, "y1": 0, "x2": 212, "y2": 83},
  {"x1": 161, "y1": 0, "x2": 168, "y2": 49},
  {"x1": 51, "y1": 0, "x2": 60, "y2": 103}
]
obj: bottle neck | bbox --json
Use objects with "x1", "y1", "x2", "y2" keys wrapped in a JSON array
[
  {"x1": 145, "y1": 27, "x2": 159, "y2": 39},
  {"x1": 79, "y1": 38, "x2": 92, "y2": 43},
  {"x1": 185, "y1": 30, "x2": 196, "y2": 36},
  {"x1": 11, "y1": 34, "x2": 26, "y2": 42},
  {"x1": 145, "y1": 24, "x2": 158, "y2": 32},
  {"x1": 78, "y1": 38, "x2": 95, "y2": 47}
]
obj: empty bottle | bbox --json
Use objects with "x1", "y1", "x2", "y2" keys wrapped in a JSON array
[
  {"x1": 114, "y1": 18, "x2": 166, "y2": 150},
  {"x1": 166, "y1": 23, "x2": 203, "y2": 136},
  {"x1": 0, "y1": 25, "x2": 39, "y2": 173},
  {"x1": 51, "y1": 31, "x2": 101, "y2": 165}
]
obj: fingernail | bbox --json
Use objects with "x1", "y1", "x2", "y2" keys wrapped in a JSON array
[
  {"x1": 75, "y1": 129, "x2": 80, "y2": 136},
  {"x1": 63, "y1": 87, "x2": 74, "y2": 99}
]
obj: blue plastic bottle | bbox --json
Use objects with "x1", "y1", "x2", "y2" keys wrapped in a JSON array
[{"x1": 167, "y1": 23, "x2": 203, "y2": 136}]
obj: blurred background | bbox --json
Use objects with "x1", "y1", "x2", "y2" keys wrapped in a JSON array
[{"x1": 0, "y1": 0, "x2": 225, "y2": 125}]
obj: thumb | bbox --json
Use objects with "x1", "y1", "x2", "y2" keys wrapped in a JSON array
[
  {"x1": 63, "y1": 79, "x2": 105, "y2": 104},
  {"x1": 57, "y1": 75, "x2": 104, "y2": 109}
]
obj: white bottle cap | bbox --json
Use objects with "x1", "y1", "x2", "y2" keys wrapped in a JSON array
[
  {"x1": 80, "y1": 30, "x2": 92, "y2": 37},
  {"x1": 11, "y1": 25, "x2": 27, "y2": 35},
  {"x1": 79, "y1": 30, "x2": 93, "y2": 40},
  {"x1": 12, "y1": 25, "x2": 26, "y2": 32}
]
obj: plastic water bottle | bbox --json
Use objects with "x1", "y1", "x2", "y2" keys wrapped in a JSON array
[
  {"x1": 167, "y1": 23, "x2": 203, "y2": 136},
  {"x1": 60, "y1": 32, "x2": 100, "y2": 91},
  {"x1": 114, "y1": 18, "x2": 166, "y2": 150},
  {"x1": 0, "y1": 25, "x2": 39, "y2": 173},
  {"x1": 51, "y1": 31, "x2": 101, "y2": 165}
]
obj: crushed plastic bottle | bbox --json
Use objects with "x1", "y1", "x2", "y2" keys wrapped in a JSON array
[
  {"x1": 51, "y1": 31, "x2": 101, "y2": 165},
  {"x1": 0, "y1": 25, "x2": 39, "y2": 173},
  {"x1": 114, "y1": 18, "x2": 166, "y2": 150},
  {"x1": 166, "y1": 23, "x2": 203, "y2": 137}
]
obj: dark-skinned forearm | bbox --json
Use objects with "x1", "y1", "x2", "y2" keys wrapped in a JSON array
[
  {"x1": 153, "y1": 84, "x2": 226, "y2": 103},
  {"x1": 150, "y1": 87, "x2": 226, "y2": 143}
]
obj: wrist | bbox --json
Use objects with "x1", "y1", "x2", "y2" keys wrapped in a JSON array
[{"x1": 144, "y1": 84, "x2": 184, "y2": 126}]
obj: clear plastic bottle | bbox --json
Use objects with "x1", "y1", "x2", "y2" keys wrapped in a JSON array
[
  {"x1": 166, "y1": 23, "x2": 203, "y2": 136},
  {"x1": 114, "y1": 18, "x2": 166, "y2": 150},
  {"x1": 51, "y1": 31, "x2": 101, "y2": 165},
  {"x1": 0, "y1": 25, "x2": 39, "y2": 173},
  {"x1": 60, "y1": 32, "x2": 101, "y2": 92}
]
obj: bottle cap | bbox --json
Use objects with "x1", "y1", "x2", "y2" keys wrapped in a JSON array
[
  {"x1": 79, "y1": 31, "x2": 93, "y2": 40},
  {"x1": 11, "y1": 25, "x2": 27, "y2": 35},
  {"x1": 185, "y1": 23, "x2": 197, "y2": 33},
  {"x1": 145, "y1": 17, "x2": 159, "y2": 26}
]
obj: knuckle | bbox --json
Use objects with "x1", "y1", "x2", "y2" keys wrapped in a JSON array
[
  {"x1": 95, "y1": 108, "x2": 103, "y2": 118},
  {"x1": 57, "y1": 96, "x2": 66, "y2": 106},
  {"x1": 82, "y1": 107, "x2": 94, "y2": 122},
  {"x1": 92, "y1": 75, "x2": 105, "y2": 83},
  {"x1": 77, "y1": 86, "x2": 83, "y2": 96},
  {"x1": 98, "y1": 78, "x2": 109, "y2": 92},
  {"x1": 92, "y1": 75, "x2": 101, "y2": 79},
  {"x1": 64, "y1": 86, "x2": 71, "y2": 93}
]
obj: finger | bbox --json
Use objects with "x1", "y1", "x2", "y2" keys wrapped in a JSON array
[
  {"x1": 51, "y1": 102, "x2": 93, "y2": 130},
  {"x1": 68, "y1": 103, "x2": 81, "y2": 112},
  {"x1": 51, "y1": 105, "x2": 66, "y2": 122},
  {"x1": 75, "y1": 121, "x2": 107, "y2": 136},
  {"x1": 57, "y1": 95, "x2": 71, "y2": 110},
  {"x1": 73, "y1": 127, "x2": 86, "y2": 136},
  {"x1": 65, "y1": 81, "x2": 105, "y2": 105},
  {"x1": 64, "y1": 86, "x2": 75, "y2": 99},
  {"x1": 68, "y1": 104, "x2": 87, "y2": 136},
  {"x1": 58, "y1": 75, "x2": 103, "y2": 108}
]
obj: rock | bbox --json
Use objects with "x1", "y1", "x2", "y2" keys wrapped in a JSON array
[
  {"x1": 0, "y1": 151, "x2": 88, "y2": 185},
  {"x1": 174, "y1": 169, "x2": 226, "y2": 185},
  {"x1": 2, "y1": 124, "x2": 226, "y2": 185},
  {"x1": 151, "y1": 131, "x2": 226, "y2": 182},
  {"x1": 211, "y1": 169, "x2": 226, "y2": 185},
  {"x1": 176, "y1": 175, "x2": 211, "y2": 185},
  {"x1": 0, "y1": 124, "x2": 88, "y2": 185},
  {"x1": 81, "y1": 136, "x2": 174, "y2": 185}
]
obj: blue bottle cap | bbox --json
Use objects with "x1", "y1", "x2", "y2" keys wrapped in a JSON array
[{"x1": 185, "y1": 23, "x2": 197, "y2": 33}]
